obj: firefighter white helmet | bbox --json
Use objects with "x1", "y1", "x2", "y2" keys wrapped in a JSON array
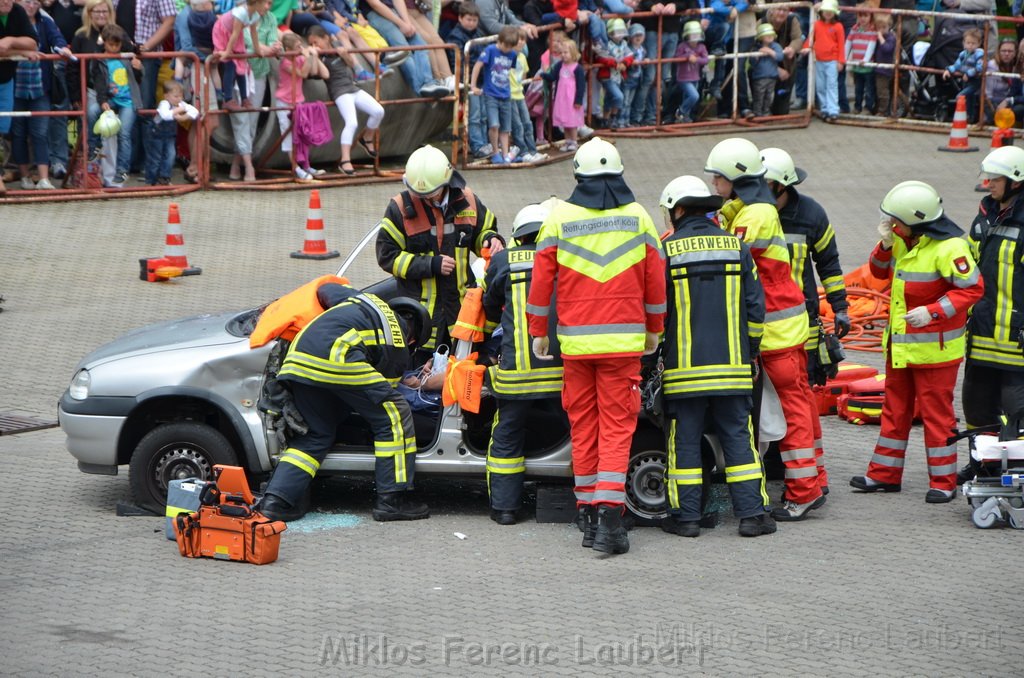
[
  {"x1": 760, "y1": 147, "x2": 807, "y2": 186},
  {"x1": 980, "y1": 145, "x2": 1024, "y2": 182},
  {"x1": 659, "y1": 175, "x2": 722, "y2": 229},
  {"x1": 404, "y1": 145, "x2": 453, "y2": 196},
  {"x1": 512, "y1": 202, "x2": 552, "y2": 242},
  {"x1": 573, "y1": 137, "x2": 624, "y2": 177},
  {"x1": 704, "y1": 137, "x2": 765, "y2": 181},
  {"x1": 880, "y1": 180, "x2": 944, "y2": 226}
]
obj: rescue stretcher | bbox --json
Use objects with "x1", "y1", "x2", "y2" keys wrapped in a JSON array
[{"x1": 952, "y1": 424, "x2": 1024, "y2": 529}]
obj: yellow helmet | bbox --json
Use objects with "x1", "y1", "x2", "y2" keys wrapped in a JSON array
[
  {"x1": 980, "y1": 145, "x2": 1024, "y2": 182},
  {"x1": 704, "y1": 137, "x2": 765, "y2": 181},
  {"x1": 880, "y1": 180, "x2": 943, "y2": 226},
  {"x1": 760, "y1": 147, "x2": 807, "y2": 186},
  {"x1": 404, "y1": 145, "x2": 453, "y2": 195},
  {"x1": 573, "y1": 137, "x2": 623, "y2": 177}
]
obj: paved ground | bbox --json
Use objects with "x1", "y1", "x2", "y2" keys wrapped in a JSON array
[{"x1": 2, "y1": 124, "x2": 1021, "y2": 676}]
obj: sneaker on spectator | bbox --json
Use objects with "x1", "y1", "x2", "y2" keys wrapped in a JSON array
[
  {"x1": 306, "y1": 167, "x2": 327, "y2": 177},
  {"x1": 491, "y1": 153, "x2": 507, "y2": 164},
  {"x1": 383, "y1": 50, "x2": 409, "y2": 66},
  {"x1": 36, "y1": 178, "x2": 56, "y2": 190},
  {"x1": 51, "y1": 162, "x2": 67, "y2": 179},
  {"x1": 519, "y1": 151, "x2": 536, "y2": 162},
  {"x1": 508, "y1": 145, "x2": 519, "y2": 161},
  {"x1": 115, "y1": 171, "x2": 128, "y2": 184},
  {"x1": 418, "y1": 80, "x2": 448, "y2": 98},
  {"x1": 295, "y1": 167, "x2": 314, "y2": 182},
  {"x1": 20, "y1": 177, "x2": 35, "y2": 190},
  {"x1": 473, "y1": 143, "x2": 493, "y2": 158},
  {"x1": 529, "y1": 151, "x2": 548, "y2": 162},
  {"x1": 442, "y1": 75, "x2": 455, "y2": 93},
  {"x1": 578, "y1": 125, "x2": 594, "y2": 140},
  {"x1": 104, "y1": 180, "x2": 125, "y2": 189},
  {"x1": 356, "y1": 69, "x2": 375, "y2": 81}
]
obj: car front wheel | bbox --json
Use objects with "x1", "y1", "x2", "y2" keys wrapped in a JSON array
[{"x1": 129, "y1": 422, "x2": 238, "y2": 513}]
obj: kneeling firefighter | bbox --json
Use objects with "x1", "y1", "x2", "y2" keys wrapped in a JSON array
[
  {"x1": 482, "y1": 201, "x2": 564, "y2": 526},
  {"x1": 256, "y1": 284, "x2": 432, "y2": 522},
  {"x1": 657, "y1": 176, "x2": 776, "y2": 538}
]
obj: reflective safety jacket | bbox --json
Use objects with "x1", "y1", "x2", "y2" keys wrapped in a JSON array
[
  {"x1": 375, "y1": 172, "x2": 500, "y2": 351},
  {"x1": 719, "y1": 195, "x2": 809, "y2": 352},
  {"x1": 526, "y1": 199, "x2": 667, "y2": 358},
  {"x1": 277, "y1": 285, "x2": 410, "y2": 388},
  {"x1": 869, "y1": 218, "x2": 984, "y2": 368},
  {"x1": 482, "y1": 245, "x2": 564, "y2": 399},
  {"x1": 967, "y1": 195, "x2": 1024, "y2": 370},
  {"x1": 777, "y1": 187, "x2": 848, "y2": 351},
  {"x1": 661, "y1": 215, "x2": 765, "y2": 398}
]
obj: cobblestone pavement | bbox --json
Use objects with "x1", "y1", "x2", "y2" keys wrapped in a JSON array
[{"x1": 2, "y1": 124, "x2": 1021, "y2": 676}]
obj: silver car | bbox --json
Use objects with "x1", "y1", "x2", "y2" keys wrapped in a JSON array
[{"x1": 58, "y1": 228, "x2": 706, "y2": 521}]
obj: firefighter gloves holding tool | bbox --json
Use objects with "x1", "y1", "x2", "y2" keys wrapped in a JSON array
[
  {"x1": 877, "y1": 217, "x2": 895, "y2": 249},
  {"x1": 532, "y1": 336, "x2": 553, "y2": 360},
  {"x1": 904, "y1": 306, "x2": 932, "y2": 328}
]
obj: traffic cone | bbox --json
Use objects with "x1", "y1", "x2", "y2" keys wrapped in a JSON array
[
  {"x1": 938, "y1": 95, "x2": 979, "y2": 153},
  {"x1": 163, "y1": 203, "x2": 201, "y2": 275},
  {"x1": 291, "y1": 189, "x2": 340, "y2": 260}
]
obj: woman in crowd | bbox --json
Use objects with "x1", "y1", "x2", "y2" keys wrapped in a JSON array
[{"x1": 66, "y1": 0, "x2": 115, "y2": 163}]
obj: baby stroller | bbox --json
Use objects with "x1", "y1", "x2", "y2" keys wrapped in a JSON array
[
  {"x1": 908, "y1": 15, "x2": 975, "y2": 122},
  {"x1": 951, "y1": 413, "x2": 1024, "y2": 529}
]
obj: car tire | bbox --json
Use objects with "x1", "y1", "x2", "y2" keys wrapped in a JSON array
[
  {"x1": 624, "y1": 432, "x2": 669, "y2": 526},
  {"x1": 129, "y1": 422, "x2": 238, "y2": 513}
]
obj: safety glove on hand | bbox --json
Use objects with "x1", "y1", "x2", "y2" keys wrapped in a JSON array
[
  {"x1": 833, "y1": 311, "x2": 851, "y2": 339},
  {"x1": 904, "y1": 306, "x2": 932, "y2": 328},
  {"x1": 532, "y1": 336, "x2": 553, "y2": 360},
  {"x1": 877, "y1": 218, "x2": 895, "y2": 249}
]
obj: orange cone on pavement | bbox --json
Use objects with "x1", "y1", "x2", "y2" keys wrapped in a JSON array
[
  {"x1": 163, "y1": 203, "x2": 201, "y2": 275},
  {"x1": 291, "y1": 189, "x2": 340, "y2": 260},
  {"x1": 938, "y1": 95, "x2": 979, "y2": 153}
]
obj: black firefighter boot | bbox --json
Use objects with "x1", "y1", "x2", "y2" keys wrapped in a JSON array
[
  {"x1": 592, "y1": 506, "x2": 630, "y2": 555},
  {"x1": 578, "y1": 505, "x2": 597, "y2": 548},
  {"x1": 372, "y1": 492, "x2": 430, "y2": 522},
  {"x1": 255, "y1": 493, "x2": 306, "y2": 522}
]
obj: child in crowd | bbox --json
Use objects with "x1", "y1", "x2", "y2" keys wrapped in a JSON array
[
  {"x1": 943, "y1": 27, "x2": 985, "y2": 124},
  {"x1": 750, "y1": 22, "x2": 782, "y2": 118},
  {"x1": 306, "y1": 26, "x2": 383, "y2": 175},
  {"x1": 471, "y1": 25, "x2": 519, "y2": 164},
  {"x1": 447, "y1": 2, "x2": 488, "y2": 157},
  {"x1": 146, "y1": 80, "x2": 199, "y2": 185},
  {"x1": 873, "y1": 12, "x2": 896, "y2": 117},
  {"x1": 845, "y1": 5, "x2": 876, "y2": 114},
  {"x1": 541, "y1": 38, "x2": 585, "y2": 151},
  {"x1": 810, "y1": 0, "x2": 845, "y2": 122},
  {"x1": 176, "y1": 0, "x2": 217, "y2": 85},
  {"x1": 323, "y1": 0, "x2": 385, "y2": 77},
  {"x1": 673, "y1": 21, "x2": 707, "y2": 124},
  {"x1": 624, "y1": 23, "x2": 645, "y2": 126},
  {"x1": 276, "y1": 31, "x2": 329, "y2": 180},
  {"x1": 91, "y1": 24, "x2": 141, "y2": 187},
  {"x1": 595, "y1": 18, "x2": 632, "y2": 129},
  {"x1": 212, "y1": 0, "x2": 270, "y2": 111},
  {"x1": 510, "y1": 29, "x2": 546, "y2": 162}
]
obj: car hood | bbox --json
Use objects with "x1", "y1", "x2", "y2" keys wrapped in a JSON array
[{"x1": 78, "y1": 311, "x2": 247, "y2": 369}]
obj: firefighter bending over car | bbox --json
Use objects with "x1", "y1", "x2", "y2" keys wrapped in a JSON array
[
  {"x1": 255, "y1": 285, "x2": 433, "y2": 522},
  {"x1": 528, "y1": 138, "x2": 667, "y2": 556},
  {"x1": 958, "y1": 146, "x2": 1024, "y2": 483},
  {"x1": 705, "y1": 137, "x2": 826, "y2": 522},
  {"x1": 376, "y1": 144, "x2": 505, "y2": 361},
  {"x1": 850, "y1": 181, "x2": 984, "y2": 502},
  {"x1": 482, "y1": 201, "x2": 565, "y2": 526},
  {"x1": 657, "y1": 176, "x2": 776, "y2": 538},
  {"x1": 761, "y1": 147, "x2": 849, "y2": 496}
]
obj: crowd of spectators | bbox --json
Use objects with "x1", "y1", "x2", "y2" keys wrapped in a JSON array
[{"x1": 2, "y1": 0, "x2": 1024, "y2": 194}]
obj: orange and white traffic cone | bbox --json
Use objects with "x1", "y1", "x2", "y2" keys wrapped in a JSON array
[
  {"x1": 938, "y1": 95, "x2": 979, "y2": 153},
  {"x1": 291, "y1": 189, "x2": 340, "y2": 260},
  {"x1": 163, "y1": 203, "x2": 201, "y2": 275}
]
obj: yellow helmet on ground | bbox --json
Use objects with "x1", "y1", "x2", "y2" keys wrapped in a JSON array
[
  {"x1": 980, "y1": 145, "x2": 1024, "y2": 182},
  {"x1": 573, "y1": 137, "x2": 623, "y2": 177},
  {"x1": 404, "y1": 145, "x2": 453, "y2": 195},
  {"x1": 704, "y1": 137, "x2": 765, "y2": 181},
  {"x1": 760, "y1": 147, "x2": 807, "y2": 186},
  {"x1": 880, "y1": 180, "x2": 943, "y2": 226}
]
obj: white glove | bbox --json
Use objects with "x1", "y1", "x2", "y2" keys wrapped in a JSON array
[
  {"x1": 642, "y1": 331, "x2": 660, "y2": 356},
  {"x1": 904, "y1": 306, "x2": 933, "y2": 328},
  {"x1": 532, "y1": 336, "x2": 554, "y2": 361},
  {"x1": 877, "y1": 218, "x2": 894, "y2": 249}
]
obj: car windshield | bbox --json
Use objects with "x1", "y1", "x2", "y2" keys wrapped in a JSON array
[{"x1": 227, "y1": 306, "x2": 268, "y2": 338}]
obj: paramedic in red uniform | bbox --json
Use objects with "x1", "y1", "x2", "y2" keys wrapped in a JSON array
[
  {"x1": 527, "y1": 137, "x2": 667, "y2": 556},
  {"x1": 850, "y1": 181, "x2": 984, "y2": 502}
]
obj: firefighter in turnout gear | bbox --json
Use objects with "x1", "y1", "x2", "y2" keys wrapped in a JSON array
[
  {"x1": 482, "y1": 201, "x2": 565, "y2": 526},
  {"x1": 850, "y1": 181, "x2": 984, "y2": 503},
  {"x1": 528, "y1": 138, "x2": 667, "y2": 555},
  {"x1": 376, "y1": 145, "x2": 505, "y2": 359},
  {"x1": 704, "y1": 137, "x2": 825, "y2": 522},
  {"x1": 761, "y1": 146, "x2": 849, "y2": 494},
  {"x1": 657, "y1": 176, "x2": 777, "y2": 538},
  {"x1": 959, "y1": 146, "x2": 1024, "y2": 483},
  {"x1": 256, "y1": 285, "x2": 433, "y2": 522}
]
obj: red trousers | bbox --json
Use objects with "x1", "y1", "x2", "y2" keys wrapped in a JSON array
[
  {"x1": 563, "y1": 357, "x2": 641, "y2": 507},
  {"x1": 866, "y1": 360, "x2": 960, "y2": 492},
  {"x1": 762, "y1": 347, "x2": 823, "y2": 504},
  {"x1": 812, "y1": 407, "x2": 829, "y2": 489}
]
